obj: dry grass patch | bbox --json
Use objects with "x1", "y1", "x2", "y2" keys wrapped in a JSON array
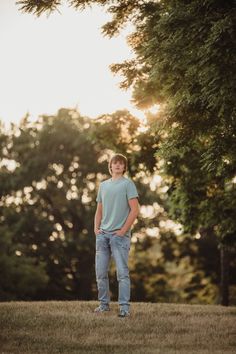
[{"x1": 0, "y1": 301, "x2": 235, "y2": 353}]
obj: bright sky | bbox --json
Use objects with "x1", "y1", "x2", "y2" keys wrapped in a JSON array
[{"x1": 0, "y1": 1, "x2": 145, "y2": 128}]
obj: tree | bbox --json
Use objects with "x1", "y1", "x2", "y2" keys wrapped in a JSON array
[
  {"x1": 1, "y1": 110, "x2": 105, "y2": 299},
  {"x1": 125, "y1": 0, "x2": 236, "y2": 306},
  {"x1": 0, "y1": 121, "x2": 49, "y2": 300}
]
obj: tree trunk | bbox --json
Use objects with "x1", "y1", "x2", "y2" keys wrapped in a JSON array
[{"x1": 220, "y1": 244, "x2": 229, "y2": 306}]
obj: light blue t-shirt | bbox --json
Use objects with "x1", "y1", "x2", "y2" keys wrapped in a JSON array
[{"x1": 96, "y1": 176, "x2": 139, "y2": 237}]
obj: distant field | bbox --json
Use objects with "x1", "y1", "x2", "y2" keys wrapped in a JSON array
[{"x1": 0, "y1": 301, "x2": 235, "y2": 353}]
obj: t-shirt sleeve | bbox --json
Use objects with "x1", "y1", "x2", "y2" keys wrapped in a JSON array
[
  {"x1": 96, "y1": 183, "x2": 102, "y2": 203},
  {"x1": 126, "y1": 180, "x2": 139, "y2": 200}
]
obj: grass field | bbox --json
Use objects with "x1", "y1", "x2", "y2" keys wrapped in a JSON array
[{"x1": 0, "y1": 301, "x2": 236, "y2": 353}]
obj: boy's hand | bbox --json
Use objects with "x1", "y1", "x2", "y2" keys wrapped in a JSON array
[
  {"x1": 114, "y1": 229, "x2": 125, "y2": 237},
  {"x1": 95, "y1": 228, "x2": 101, "y2": 236}
]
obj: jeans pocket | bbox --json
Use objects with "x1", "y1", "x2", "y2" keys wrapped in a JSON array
[
  {"x1": 113, "y1": 233, "x2": 128, "y2": 238},
  {"x1": 96, "y1": 232, "x2": 104, "y2": 238}
]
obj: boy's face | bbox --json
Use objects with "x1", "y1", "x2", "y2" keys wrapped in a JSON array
[{"x1": 111, "y1": 159, "x2": 125, "y2": 174}]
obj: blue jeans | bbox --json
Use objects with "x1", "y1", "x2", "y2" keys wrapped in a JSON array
[{"x1": 95, "y1": 231, "x2": 131, "y2": 311}]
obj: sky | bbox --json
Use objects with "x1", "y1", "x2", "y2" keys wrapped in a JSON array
[{"x1": 0, "y1": 1, "x2": 145, "y2": 128}]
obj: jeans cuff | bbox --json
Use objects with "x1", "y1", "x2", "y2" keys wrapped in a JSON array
[{"x1": 119, "y1": 304, "x2": 130, "y2": 311}]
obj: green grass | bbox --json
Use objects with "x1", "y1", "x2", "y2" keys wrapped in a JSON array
[{"x1": 0, "y1": 301, "x2": 236, "y2": 353}]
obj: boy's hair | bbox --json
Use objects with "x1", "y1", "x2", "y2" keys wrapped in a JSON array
[{"x1": 108, "y1": 153, "x2": 128, "y2": 175}]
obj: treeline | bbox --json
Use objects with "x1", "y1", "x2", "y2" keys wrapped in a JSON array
[{"x1": 0, "y1": 109, "x2": 235, "y2": 304}]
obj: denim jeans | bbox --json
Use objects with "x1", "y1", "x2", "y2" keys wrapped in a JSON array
[{"x1": 95, "y1": 231, "x2": 131, "y2": 311}]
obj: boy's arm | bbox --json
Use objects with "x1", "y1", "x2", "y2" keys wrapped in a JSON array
[
  {"x1": 116, "y1": 198, "x2": 140, "y2": 236},
  {"x1": 94, "y1": 202, "x2": 103, "y2": 235}
]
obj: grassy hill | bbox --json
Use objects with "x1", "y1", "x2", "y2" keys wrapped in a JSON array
[{"x1": 0, "y1": 301, "x2": 235, "y2": 353}]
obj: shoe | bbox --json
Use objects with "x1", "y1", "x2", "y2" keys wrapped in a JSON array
[
  {"x1": 118, "y1": 309, "x2": 130, "y2": 318},
  {"x1": 94, "y1": 305, "x2": 110, "y2": 313}
]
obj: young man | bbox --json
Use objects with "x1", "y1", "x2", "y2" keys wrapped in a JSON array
[{"x1": 94, "y1": 153, "x2": 139, "y2": 317}]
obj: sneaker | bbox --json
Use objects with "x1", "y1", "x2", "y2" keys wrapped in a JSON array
[
  {"x1": 94, "y1": 305, "x2": 110, "y2": 313},
  {"x1": 118, "y1": 309, "x2": 130, "y2": 318}
]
